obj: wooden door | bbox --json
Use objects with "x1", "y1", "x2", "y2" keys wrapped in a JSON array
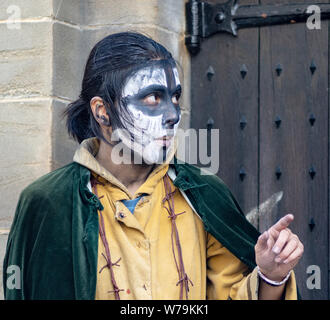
[{"x1": 189, "y1": 0, "x2": 329, "y2": 299}]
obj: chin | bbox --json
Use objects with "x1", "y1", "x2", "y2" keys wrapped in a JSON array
[{"x1": 140, "y1": 140, "x2": 172, "y2": 165}]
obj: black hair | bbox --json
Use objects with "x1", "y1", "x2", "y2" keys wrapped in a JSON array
[{"x1": 63, "y1": 31, "x2": 177, "y2": 143}]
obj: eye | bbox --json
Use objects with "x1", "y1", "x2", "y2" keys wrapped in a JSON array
[
  {"x1": 143, "y1": 93, "x2": 161, "y2": 106},
  {"x1": 172, "y1": 92, "x2": 181, "y2": 105}
]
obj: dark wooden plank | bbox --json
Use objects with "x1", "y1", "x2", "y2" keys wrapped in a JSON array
[
  {"x1": 328, "y1": 10, "x2": 330, "y2": 301},
  {"x1": 259, "y1": 0, "x2": 329, "y2": 300},
  {"x1": 190, "y1": 0, "x2": 259, "y2": 215}
]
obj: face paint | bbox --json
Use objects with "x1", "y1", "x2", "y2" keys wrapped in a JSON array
[{"x1": 117, "y1": 60, "x2": 181, "y2": 164}]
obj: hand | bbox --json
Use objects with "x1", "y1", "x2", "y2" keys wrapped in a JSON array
[{"x1": 255, "y1": 214, "x2": 304, "y2": 282}]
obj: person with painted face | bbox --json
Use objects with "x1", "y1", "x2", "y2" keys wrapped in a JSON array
[{"x1": 3, "y1": 32, "x2": 302, "y2": 300}]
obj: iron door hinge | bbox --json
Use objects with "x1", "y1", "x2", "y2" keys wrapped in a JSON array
[{"x1": 185, "y1": 0, "x2": 330, "y2": 55}]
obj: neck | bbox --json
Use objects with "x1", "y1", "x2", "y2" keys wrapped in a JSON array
[{"x1": 95, "y1": 139, "x2": 155, "y2": 195}]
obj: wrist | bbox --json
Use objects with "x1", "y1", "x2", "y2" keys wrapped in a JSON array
[
  {"x1": 257, "y1": 266, "x2": 288, "y2": 282},
  {"x1": 257, "y1": 266, "x2": 292, "y2": 286}
]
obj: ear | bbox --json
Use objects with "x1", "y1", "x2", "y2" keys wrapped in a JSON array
[{"x1": 90, "y1": 96, "x2": 111, "y2": 127}]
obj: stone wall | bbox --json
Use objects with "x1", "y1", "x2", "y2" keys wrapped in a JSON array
[{"x1": 0, "y1": 0, "x2": 190, "y2": 299}]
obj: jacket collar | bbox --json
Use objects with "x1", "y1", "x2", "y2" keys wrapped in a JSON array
[
  {"x1": 73, "y1": 138, "x2": 130, "y2": 193},
  {"x1": 169, "y1": 158, "x2": 208, "y2": 191},
  {"x1": 74, "y1": 137, "x2": 170, "y2": 199}
]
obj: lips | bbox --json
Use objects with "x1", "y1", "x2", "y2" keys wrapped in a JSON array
[{"x1": 154, "y1": 135, "x2": 173, "y2": 147}]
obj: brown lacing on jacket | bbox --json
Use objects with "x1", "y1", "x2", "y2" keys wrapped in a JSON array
[
  {"x1": 91, "y1": 175, "x2": 124, "y2": 300},
  {"x1": 90, "y1": 173, "x2": 192, "y2": 300},
  {"x1": 162, "y1": 174, "x2": 193, "y2": 300}
]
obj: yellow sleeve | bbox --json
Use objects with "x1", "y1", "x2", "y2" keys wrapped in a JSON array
[{"x1": 206, "y1": 233, "x2": 298, "y2": 300}]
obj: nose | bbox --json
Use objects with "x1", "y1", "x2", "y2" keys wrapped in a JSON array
[{"x1": 163, "y1": 104, "x2": 180, "y2": 129}]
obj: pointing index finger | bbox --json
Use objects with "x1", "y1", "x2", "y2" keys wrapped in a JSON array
[{"x1": 271, "y1": 214, "x2": 294, "y2": 232}]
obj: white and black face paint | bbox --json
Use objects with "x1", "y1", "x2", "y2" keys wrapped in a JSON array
[{"x1": 117, "y1": 60, "x2": 181, "y2": 164}]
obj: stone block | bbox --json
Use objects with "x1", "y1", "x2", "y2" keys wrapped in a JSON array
[
  {"x1": 54, "y1": 0, "x2": 184, "y2": 34},
  {"x1": 0, "y1": 20, "x2": 52, "y2": 52},
  {"x1": 53, "y1": 0, "x2": 85, "y2": 26},
  {"x1": 179, "y1": 110, "x2": 191, "y2": 130},
  {"x1": 0, "y1": 99, "x2": 52, "y2": 227},
  {"x1": 156, "y1": 0, "x2": 185, "y2": 35},
  {"x1": 0, "y1": 0, "x2": 52, "y2": 21},
  {"x1": 0, "y1": 22, "x2": 52, "y2": 98},
  {"x1": 52, "y1": 22, "x2": 86, "y2": 101},
  {"x1": 52, "y1": 99, "x2": 79, "y2": 170}
]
